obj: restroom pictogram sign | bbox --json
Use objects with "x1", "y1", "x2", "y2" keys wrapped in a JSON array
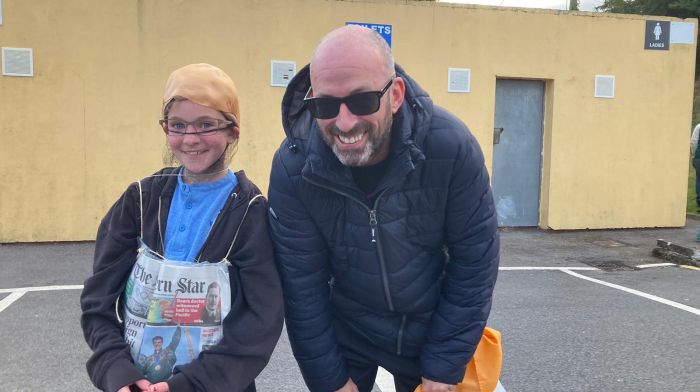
[{"x1": 645, "y1": 20, "x2": 670, "y2": 50}]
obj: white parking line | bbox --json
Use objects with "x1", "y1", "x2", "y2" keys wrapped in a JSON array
[
  {"x1": 499, "y1": 267, "x2": 598, "y2": 271},
  {"x1": 561, "y1": 269, "x2": 700, "y2": 316},
  {"x1": 0, "y1": 284, "x2": 83, "y2": 313},
  {"x1": 635, "y1": 263, "x2": 676, "y2": 269},
  {"x1": 0, "y1": 291, "x2": 26, "y2": 313},
  {"x1": 0, "y1": 284, "x2": 84, "y2": 294},
  {"x1": 375, "y1": 367, "x2": 394, "y2": 391}
]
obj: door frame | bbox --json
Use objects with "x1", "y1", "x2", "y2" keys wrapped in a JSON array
[{"x1": 491, "y1": 76, "x2": 553, "y2": 228}]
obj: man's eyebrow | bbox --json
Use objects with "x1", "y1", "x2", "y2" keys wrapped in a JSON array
[{"x1": 314, "y1": 83, "x2": 376, "y2": 98}]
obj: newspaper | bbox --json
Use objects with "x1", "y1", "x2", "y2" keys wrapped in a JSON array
[{"x1": 123, "y1": 245, "x2": 231, "y2": 382}]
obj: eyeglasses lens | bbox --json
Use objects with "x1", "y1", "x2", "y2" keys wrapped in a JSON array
[{"x1": 166, "y1": 118, "x2": 223, "y2": 135}]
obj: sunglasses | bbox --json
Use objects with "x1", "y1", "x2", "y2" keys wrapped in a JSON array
[{"x1": 304, "y1": 77, "x2": 394, "y2": 119}]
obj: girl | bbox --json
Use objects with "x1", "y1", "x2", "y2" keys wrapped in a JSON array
[{"x1": 81, "y1": 63, "x2": 283, "y2": 392}]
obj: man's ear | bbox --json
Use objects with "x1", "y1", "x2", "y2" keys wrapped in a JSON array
[{"x1": 390, "y1": 77, "x2": 406, "y2": 114}]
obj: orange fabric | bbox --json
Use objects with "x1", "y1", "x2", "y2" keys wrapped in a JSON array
[
  {"x1": 415, "y1": 327, "x2": 502, "y2": 392},
  {"x1": 162, "y1": 63, "x2": 240, "y2": 125}
]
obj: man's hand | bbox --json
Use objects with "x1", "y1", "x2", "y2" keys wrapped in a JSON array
[
  {"x1": 334, "y1": 378, "x2": 360, "y2": 392},
  {"x1": 117, "y1": 379, "x2": 150, "y2": 392},
  {"x1": 420, "y1": 377, "x2": 456, "y2": 392}
]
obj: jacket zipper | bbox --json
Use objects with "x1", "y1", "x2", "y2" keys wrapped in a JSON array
[
  {"x1": 328, "y1": 276, "x2": 335, "y2": 299},
  {"x1": 371, "y1": 194, "x2": 405, "y2": 355},
  {"x1": 303, "y1": 176, "x2": 394, "y2": 312},
  {"x1": 369, "y1": 210, "x2": 378, "y2": 243},
  {"x1": 368, "y1": 189, "x2": 393, "y2": 312},
  {"x1": 397, "y1": 314, "x2": 407, "y2": 355}
]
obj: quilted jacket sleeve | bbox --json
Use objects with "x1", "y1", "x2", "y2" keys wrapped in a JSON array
[
  {"x1": 268, "y1": 149, "x2": 350, "y2": 392},
  {"x1": 420, "y1": 119, "x2": 500, "y2": 384}
]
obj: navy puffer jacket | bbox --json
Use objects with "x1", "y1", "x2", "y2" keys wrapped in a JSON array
[{"x1": 268, "y1": 64, "x2": 499, "y2": 391}]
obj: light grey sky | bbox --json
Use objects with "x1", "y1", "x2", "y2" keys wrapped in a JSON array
[{"x1": 437, "y1": 0, "x2": 605, "y2": 12}]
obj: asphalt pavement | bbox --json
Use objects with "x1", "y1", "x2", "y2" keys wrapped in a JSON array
[{"x1": 1, "y1": 218, "x2": 699, "y2": 392}]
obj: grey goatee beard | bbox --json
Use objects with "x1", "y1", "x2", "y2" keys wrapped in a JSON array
[
  {"x1": 323, "y1": 119, "x2": 392, "y2": 167},
  {"x1": 331, "y1": 132, "x2": 375, "y2": 166}
]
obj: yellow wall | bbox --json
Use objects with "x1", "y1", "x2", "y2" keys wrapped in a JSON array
[{"x1": 0, "y1": 0, "x2": 696, "y2": 241}]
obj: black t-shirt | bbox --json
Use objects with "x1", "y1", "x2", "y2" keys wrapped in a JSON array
[{"x1": 351, "y1": 157, "x2": 391, "y2": 202}]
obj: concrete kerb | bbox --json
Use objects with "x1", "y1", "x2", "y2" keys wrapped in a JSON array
[
  {"x1": 652, "y1": 215, "x2": 700, "y2": 268},
  {"x1": 653, "y1": 239, "x2": 700, "y2": 268}
]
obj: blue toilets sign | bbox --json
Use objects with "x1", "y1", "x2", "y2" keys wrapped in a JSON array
[{"x1": 345, "y1": 22, "x2": 393, "y2": 47}]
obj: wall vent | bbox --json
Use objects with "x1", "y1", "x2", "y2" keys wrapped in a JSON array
[
  {"x1": 448, "y1": 68, "x2": 470, "y2": 93},
  {"x1": 594, "y1": 75, "x2": 615, "y2": 99},
  {"x1": 270, "y1": 60, "x2": 296, "y2": 87},
  {"x1": 2, "y1": 47, "x2": 33, "y2": 77}
]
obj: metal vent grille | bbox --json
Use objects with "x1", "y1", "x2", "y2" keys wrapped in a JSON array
[
  {"x1": 594, "y1": 75, "x2": 615, "y2": 98},
  {"x1": 2, "y1": 47, "x2": 33, "y2": 77},
  {"x1": 581, "y1": 260, "x2": 638, "y2": 272},
  {"x1": 448, "y1": 68, "x2": 470, "y2": 93},
  {"x1": 270, "y1": 60, "x2": 296, "y2": 87}
]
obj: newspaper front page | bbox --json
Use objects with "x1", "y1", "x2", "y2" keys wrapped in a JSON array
[{"x1": 123, "y1": 248, "x2": 231, "y2": 382}]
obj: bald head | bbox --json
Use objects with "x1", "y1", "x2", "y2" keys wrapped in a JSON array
[{"x1": 311, "y1": 25, "x2": 395, "y2": 81}]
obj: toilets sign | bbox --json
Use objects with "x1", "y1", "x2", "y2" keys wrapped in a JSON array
[
  {"x1": 645, "y1": 20, "x2": 670, "y2": 50},
  {"x1": 346, "y1": 22, "x2": 392, "y2": 47}
]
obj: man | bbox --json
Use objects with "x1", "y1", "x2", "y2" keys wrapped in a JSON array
[
  {"x1": 268, "y1": 26, "x2": 499, "y2": 392},
  {"x1": 138, "y1": 326, "x2": 181, "y2": 383},
  {"x1": 691, "y1": 123, "x2": 700, "y2": 211},
  {"x1": 201, "y1": 282, "x2": 221, "y2": 324}
]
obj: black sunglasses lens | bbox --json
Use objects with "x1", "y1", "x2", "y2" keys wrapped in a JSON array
[
  {"x1": 306, "y1": 91, "x2": 382, "y2": 119},
  {"x1": 345, "y1": 92, "x2": 380, "y2": 116},
  {"x1": 307, "y1": 99, "x2": 340, "y2": 119}
]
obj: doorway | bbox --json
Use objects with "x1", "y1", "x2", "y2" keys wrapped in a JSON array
[{"x1": 492, "y1": 79, "x2": 545, "y2": 226}]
